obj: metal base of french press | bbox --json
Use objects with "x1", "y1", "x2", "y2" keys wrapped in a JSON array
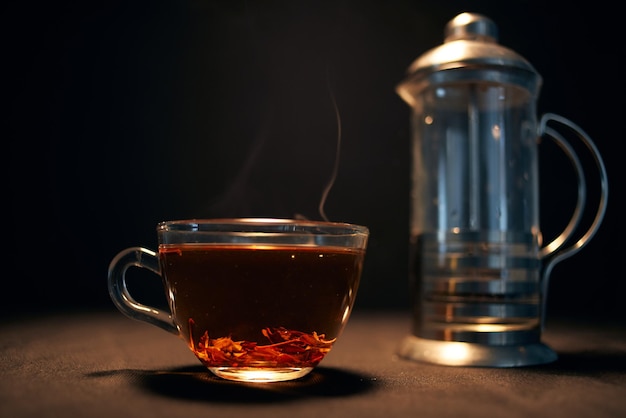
[{"x1": 397, "y1": 335, "x2": 557, "y2": 367}]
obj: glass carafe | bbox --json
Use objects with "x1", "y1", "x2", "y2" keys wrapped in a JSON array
[{"x1": 396, "y1": 13, "x2": 609, "y2": 366}]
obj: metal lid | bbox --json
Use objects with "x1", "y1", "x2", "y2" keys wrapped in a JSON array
[{"x1": 398, "y1": 12, "x2": 542, "y2": 103}]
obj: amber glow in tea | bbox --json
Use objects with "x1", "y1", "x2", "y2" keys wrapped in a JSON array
[{"x1": 108, "y1": 219, "x2": 369, "y2": 382}]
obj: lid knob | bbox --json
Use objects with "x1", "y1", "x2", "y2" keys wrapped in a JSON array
[{"x1": 444, "y1": 12, "x2": 498, "y2": 43}]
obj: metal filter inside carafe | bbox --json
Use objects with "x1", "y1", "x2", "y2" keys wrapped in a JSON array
[{"x1": 396, "y1": 13, "x2": 609, "y2": 367}]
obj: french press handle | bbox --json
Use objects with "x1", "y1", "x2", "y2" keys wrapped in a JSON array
[{"x1": 537, "y1": 113, "x2": 609, "y2": 325}]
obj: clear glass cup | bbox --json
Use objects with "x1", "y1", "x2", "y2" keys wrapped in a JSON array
[{"x1": 108, "y1": 218, "x2": 369, "y2": 382}]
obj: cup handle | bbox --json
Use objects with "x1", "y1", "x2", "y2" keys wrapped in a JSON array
[
  {"x1": 107, "y1": 247, "x2": 178, "y2": 335},
  {"x1": 537, "y1": 113, "x2": 609, "y2": 328}
]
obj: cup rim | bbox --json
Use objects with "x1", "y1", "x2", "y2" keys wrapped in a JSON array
[{"x1": 156, "y1": 218, "x2": 370, "y2": 235}]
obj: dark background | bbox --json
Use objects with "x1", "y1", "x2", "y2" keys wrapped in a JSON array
[{"x1": 5, "y1": 1, "x2": 624, "y2": 321}]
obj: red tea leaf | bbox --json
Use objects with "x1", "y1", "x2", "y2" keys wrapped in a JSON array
[{"x1": 189, "y1": 323, "x2": 336, "y2": 368}]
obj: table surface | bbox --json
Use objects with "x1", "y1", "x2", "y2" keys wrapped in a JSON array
[{"x1": 2, "y1": 310, "x2": 625, "y2": 418}]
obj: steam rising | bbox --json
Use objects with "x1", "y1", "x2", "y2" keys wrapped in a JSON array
[
  {"x1": 318, "y1": 77, "x2": 341, "y2": 222},
  {"x1": 207, "y1": 70, "x2": 342, "y2": 222}
]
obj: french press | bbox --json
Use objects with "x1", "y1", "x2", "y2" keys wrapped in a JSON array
[{"x1": 396, "y1": 12, "x2": 608, "y2": 367}]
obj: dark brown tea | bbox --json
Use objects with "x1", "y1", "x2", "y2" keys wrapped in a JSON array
[{"x1": 159, "y1": 243, "x2": 365, "y2": 370}]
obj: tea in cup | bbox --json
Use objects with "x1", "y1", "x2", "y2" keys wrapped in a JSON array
[{"x1": 108, "y1": 218, "x2": 369, "y2": 382}]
